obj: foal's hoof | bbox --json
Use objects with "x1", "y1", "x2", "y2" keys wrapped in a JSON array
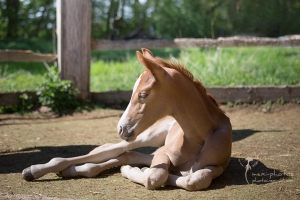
[
  {"x1": 22, "y1": 167, "x2": 35, "y2": 181},
  {"x1": 141, "y1": 167, "x2": 150, "y2": 173},
  {"x1": 120, "y1": 165, "x2": 132, "y2": 178}
]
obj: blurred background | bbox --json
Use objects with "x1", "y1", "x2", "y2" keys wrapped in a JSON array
[
  {"x1": 1, "y1": 0, "x2": 300, "y2": 44},
  {"x1": 0, "y1": 0, "x2": 299, "y2": 95}
]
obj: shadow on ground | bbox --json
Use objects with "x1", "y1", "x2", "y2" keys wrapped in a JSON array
[
  {"x1": 232, "y1": 129, "x2": 259, "y2": 142},
  {"x1": 209, "y1": 156, "x2": 289, "y2": 189},
  {"x1": 0, "y1": 129, "x2": 289, "y2": 188}
]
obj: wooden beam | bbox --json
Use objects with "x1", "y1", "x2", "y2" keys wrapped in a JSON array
[
  {"x1": 206, "y1": 86, "x2": 300, "y2": 103},
  {"x1": 0, "y1": 92, "x2": 37, "y2": 106},
  {"x1": 91, "y1": 91, "x2": 132, "y2": 105},
  {"x1": 90, "y1": 86, "x2": 300, "y2": 105},
  {"x1": 0, "y1": 50, "x2": 57, "y2": 62},
  {"x1": 1, "y1": 86, "x2": 299, "y2": 106},
  {"x1": 91, "y1": 39, "x2": 177, "y2": 51},
  {"x1": 57, "y1": 0, "x2": 91, "y2": 99},
  {"x1": 91, "y1": 35, "x2": 300, "y2": 51}
]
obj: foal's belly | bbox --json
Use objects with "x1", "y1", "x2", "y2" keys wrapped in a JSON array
[
  {"x1": 163, "y1": 123, "x2": 204, "y2": 176},
  {"x1": 165, "y1": 144, "x2": 202, "y2": 177},
  {"x1": 169, "y1": 159, "x2": 196, "y2": 176}
]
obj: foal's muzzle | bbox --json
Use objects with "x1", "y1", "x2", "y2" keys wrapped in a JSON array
[{"x1": 118, "y1": 125, "x2": 135, "y2": 142}]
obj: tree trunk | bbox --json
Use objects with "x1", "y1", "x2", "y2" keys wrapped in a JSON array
[
  {"x1": 34, "y1": 1, "x2": 52, "y2": 37},
  {"x1": 5, "y1": 0, "x2": 20, "y2": 39},
  {"x1": 105, "y1": 0, "x2": 115, "y2": 39}
]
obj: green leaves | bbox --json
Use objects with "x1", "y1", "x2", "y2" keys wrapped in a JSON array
[{"x1": 36, "y1": 67, "x2": 79, "y2": 113}]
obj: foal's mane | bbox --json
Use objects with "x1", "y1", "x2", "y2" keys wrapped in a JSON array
[{"x1": 155, "y1": 57, "x2": 220, "y2": 108}]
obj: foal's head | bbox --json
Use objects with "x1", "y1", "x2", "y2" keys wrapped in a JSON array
[
  {"x1": 117, "y1": 48, "x2": 218, "y2": 142},
  {"x1": 117, "y1": 49, "x2": 172, "y2": 141}
]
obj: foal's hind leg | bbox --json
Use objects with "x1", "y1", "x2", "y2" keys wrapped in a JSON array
[
  {"x1": 121, "y1": 151, "x2": 171, "y2": 190},
  {"x1": 22, "y1": 116, "x2": 175, "y2": 181},
  {"x1": 166, "y1": 165, "x2": 224, "y2": 191}
]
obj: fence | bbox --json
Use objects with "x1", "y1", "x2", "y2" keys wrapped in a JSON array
[{"x1": 1, "y1": 0, "x2": 300, "y2": 106}]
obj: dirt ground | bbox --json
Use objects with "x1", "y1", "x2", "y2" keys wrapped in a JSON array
[{"x1": 0, "y1": 104, "x2": 300, "y2": 200}]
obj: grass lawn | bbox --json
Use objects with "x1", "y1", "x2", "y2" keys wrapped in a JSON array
[
  {"x1": 0, "y1": 62, "x2": 47, "y2": 92},
  {"x1": 1, "y1": 47, "x2": 300, "y2": 92}
]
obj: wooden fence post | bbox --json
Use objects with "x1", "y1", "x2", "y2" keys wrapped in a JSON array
[{"x1": 56, "y1": 0, "x2": 91, "y2": 100}]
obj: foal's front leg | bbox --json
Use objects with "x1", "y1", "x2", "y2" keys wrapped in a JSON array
[
  {"x1": 22, "y1": 116, "x2": 174, "y2": 181},
  {"x1": 59, "y1": 151, "x2": 154, "y2": 178},
  {"x1": 22, "y1": 141, "x2": 131, "y2": 181}
]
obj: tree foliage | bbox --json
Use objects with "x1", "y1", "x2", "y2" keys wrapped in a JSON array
[
  {"x1": 0, "y1": 0, "x2": 299, "y2": 40},
  {"x1": 0, "y1": 0, "x2": 55, "y2": 39}
]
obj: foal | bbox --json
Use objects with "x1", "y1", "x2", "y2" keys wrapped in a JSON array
[{"x1": 22, "y1": 49, "x2": 231, "y2": 191}]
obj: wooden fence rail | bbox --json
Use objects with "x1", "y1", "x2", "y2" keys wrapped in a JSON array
[
  {"x1": 0, "y1": 50, "x2": 57, "y2": 62},
  {"x1": 91, "y1": 35, "x2": 300, "y2": 51},
  {"x1": 90, "y1": 86, "x2": 300, "y2": 105}
]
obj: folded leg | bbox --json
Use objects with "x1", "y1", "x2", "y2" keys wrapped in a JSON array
[
  {"x1": 166, "y1": 165, "x2": 224, "y2": 191},
  {"x1": 121, "y1": 151, "x2": 170, "y2": 190}
]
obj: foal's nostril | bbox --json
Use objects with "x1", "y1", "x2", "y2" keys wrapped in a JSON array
[{"x1": 119, "y1": 126, "x2": 123, "y2": 135}]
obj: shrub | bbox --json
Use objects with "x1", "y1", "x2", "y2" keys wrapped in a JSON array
[{"x1": 36, "y1": 67, "x2": 79, "y2": 113}]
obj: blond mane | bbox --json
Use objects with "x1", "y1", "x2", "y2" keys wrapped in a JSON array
[{"x1": 155, "y1": 57, "x2": 220, "y2": 107}]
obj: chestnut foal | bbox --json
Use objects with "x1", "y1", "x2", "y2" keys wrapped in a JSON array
[{"x1": 22, "y1": 49, "x2": 231, "y2": 191}]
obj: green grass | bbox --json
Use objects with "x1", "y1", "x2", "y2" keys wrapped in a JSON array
[
  {"x1": 90, "y1": 59, "x2": 144, "y2": 92},
  {"x1": 1, "y1": 47, "x2": 300, "y2": 93},
  {"x1": 178, "y1": 47, "x2": 300, "y2": 86},
  {"x1": 90, "y1": 47, "x2": 300, "y2": 92},
  {"x1": 0, "y1": 62, "x2": 48, "y2": 92}
]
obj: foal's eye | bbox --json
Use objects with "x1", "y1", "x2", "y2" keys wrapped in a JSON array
[{"x1": 138, "y1": 93, "x2": 148, "y2": 99}]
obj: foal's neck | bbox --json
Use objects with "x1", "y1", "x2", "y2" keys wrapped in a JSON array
[{"x1": 171, "y1": 83, "x2": 224, "y2": 144}]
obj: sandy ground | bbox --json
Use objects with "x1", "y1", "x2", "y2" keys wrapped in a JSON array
[{"x1": 0, "y1": 104, "x2": 300, "y2": 199}]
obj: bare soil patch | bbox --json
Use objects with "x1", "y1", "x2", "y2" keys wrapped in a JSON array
[{"x1": 0, "y1": 104, "x2": 300, "y2": 199}]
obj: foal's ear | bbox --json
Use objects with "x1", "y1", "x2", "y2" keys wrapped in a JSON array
[
  {"x1": 136, "y1": 51, "x2": 165, "y2": 80},
  {"x1": 142, "y1": 48, "x2": 158, "y2": 64},
  {"x1": 142, "y1": 48, "x2": 154, "y2": 58}
]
